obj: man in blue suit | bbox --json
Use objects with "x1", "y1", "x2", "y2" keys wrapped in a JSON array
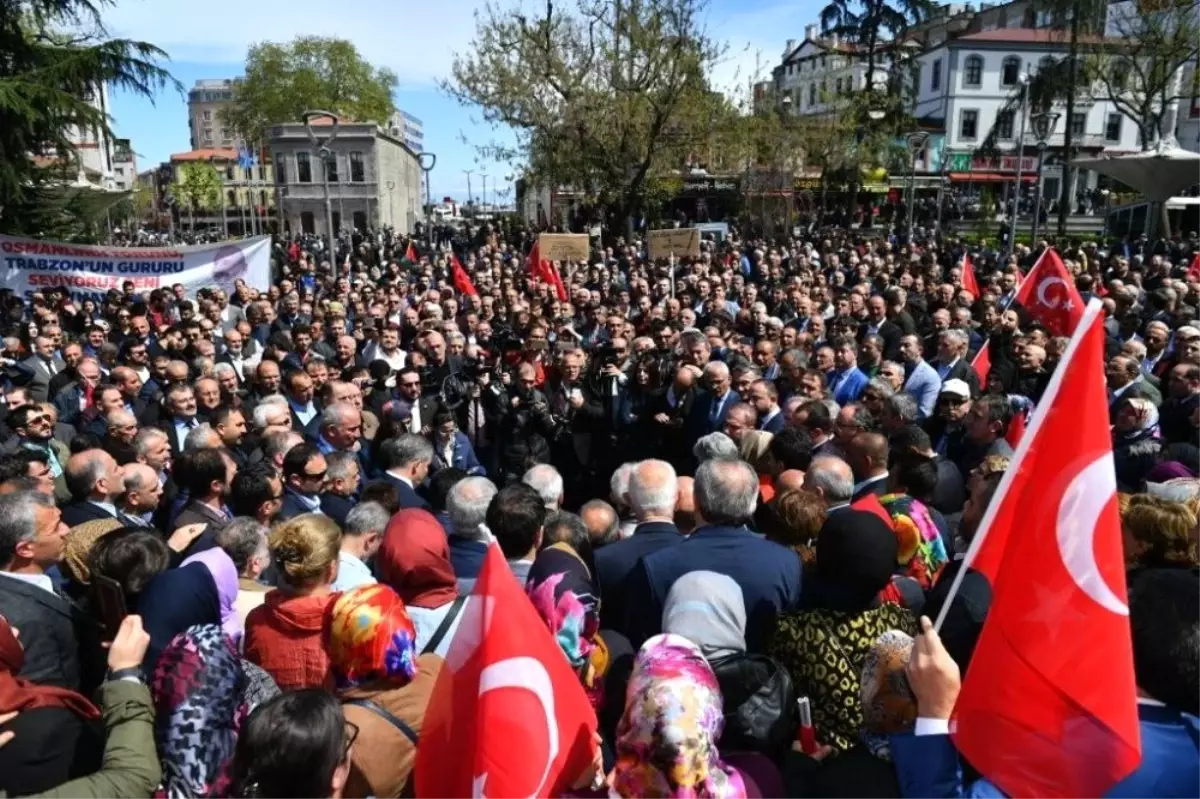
[
  {"x1": 625, "y1": 458, "x2": 802, "y2": 650},
  {"x1": 899, "y1": 335, "x2": 943, "y2": 420},
  {"x1": 747, "y1": 379, "x2": 785, "y2": 433},
  {"x1": 374, "y1": 432, "x2": 432, "y2": 510},
  {"x1": 687, "y1": 361, "x2": 740, "y2": 447},
  {"x1": 828, "y1": 337, "x2": 869, "y2": 406},
  {"x1": 893, "y1": 568, "x2": 1199, "y2": 798},
  {"x1": 594, "y1": 459, "x2": 684, "y2": 634}
]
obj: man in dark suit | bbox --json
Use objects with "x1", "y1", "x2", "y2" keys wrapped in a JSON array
[
  {"x1": 931, "y1": 328, "x2": 981, "y2": 397},
  {"x1": 687, "y1": 361, "x2": 740, "y2": 447},
  {"x1": 46, "y1": 342, "x2": 84, "y2": 400},
  {"x1": 444, "y1": 475, "x2": 497, "y2": 592},
  {"x1": 859, "y1": 295, "x2": 904, "y2": 361},
  {"x1": 626, "y1": 458, "x2": 802, "y2": 650},
  {"x1": 51, "y1": 356, "x2": 102, "y2": 430},
  {"x1": 60, "y1": 449, "x2": 124, "y2": 528},
  {"x1": 163, "y1": 383, "x2": 202, "y2": 460},
  {"x1": 284, "y1": 369, "x2": 321, "y2": 439},
  {"x1": 319, "y1": 450, "x2": 361, "y2": 527},
  {"x1": 594, "y1": 460, "x2": 684, "y2": 633},
  {"x1": 746, "y1": 379, "x2": 785, "y2": 433},
  {"x1": 846, "y1": 431, "x2": 891, "y2": 502},
  {"x1": 17, "y1": 335, "x2": 65, "y2": 403},
  {"x1": 215, "y1": 328, "x2": 253, "y2": 385},
  {"x1": 1106, "y1": 354, "x2": 1151, "y2": 423},
  {"x1": 374, "y1": 433, "x2": 433, "y2": 510},
  {"x1": 172, "y1": 448, "x2": 235, "y2": 559},
  {"x1": 0, "y1": 491, "x2": 84, "y2": 689},
  {"x1": 277, "y1": 442, "x2": 329, "y2": 521}
]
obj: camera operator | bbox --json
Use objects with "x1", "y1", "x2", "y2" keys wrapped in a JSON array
[
  {"x1": 545, "y1": 348, "x2": 603, "y2": 505},
  {"x1": 493, "y1": 361, "x2": 556, "y2": 485}
]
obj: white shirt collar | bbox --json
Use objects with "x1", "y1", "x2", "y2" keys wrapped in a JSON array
[
  {"x1": 0, "y1": 570, "x2": 54, "y2": 594},
  {"x1": 388, "y1": 470, "x2": 413, "y2": 488},
  {"x1": 89, "y1": 499, "x2": 118, "y2": 517}
]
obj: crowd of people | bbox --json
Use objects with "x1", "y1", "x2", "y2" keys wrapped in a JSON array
[{"x1": 0, "y1": 219, "x2": 1197, "y2": 798}]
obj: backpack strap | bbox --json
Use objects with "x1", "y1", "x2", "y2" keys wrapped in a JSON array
[
  {"x1": 422, "y1": 595, "x2": 467, "y2": 655},
  {"x1": 345, "y1": 698, "x2": 418, "y2": 746}
]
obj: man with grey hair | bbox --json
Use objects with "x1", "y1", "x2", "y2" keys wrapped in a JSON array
[
  {"x1": 627, "y1": 458, "x2": 801, "y2": 649},
  {"x1": 522, "y1": 463, "x2": 564, "y2": 510},
  {"x1": 692, "y1": 432, "x2": 739, "y2": 463},
  {"x1": 0, "y1": 491, "x2": 76, "y2": 688},
  {"x1": 61, "y1": 449, "x2": 126, "y2": 526},
  {"x1": 803, "y1": 455, "x2": 855, "y2": 513},
  {"x1": 580, "y1": 500, "x2": 620, "y2": 550},
  {"x1": 184, "y1": 422, "x2": 221, "y2": 453},
  {"x1": 215, "y1": 517, "x2": 271, "y2": 621},
  {"x1": 447, "y1": 476, "x2": 498, "y2": 591},
  {"x1": 541, "y1": 510, "x2": 590, "y2": 556},
  {"x1": 319, "y1": 450, "x2": 361, "y2": 526},
  {"x1": 380, "y1": 433, "x2": 433, "y2": 510},
  {"x1": 251, "y1": 395, "x2": 292, "y2": 437},
  {"x1": 933, "y1": 328, "x2": 980, "y2": 396},
  {"x1": 594, "y1": 459, "x2": 683, "y2": 631},
  {"x1": 609, "y1": 461, "x2": 638, "y2": 537},
  {"x1": 881, "y1": 392, "x2": 919, "y2": 433},
  {"x1": 690, "y1": 360, "x2": 738, "y2": 442},
  {"x1": 332, "y1": 501, "x2": 388, "y2": 592}
]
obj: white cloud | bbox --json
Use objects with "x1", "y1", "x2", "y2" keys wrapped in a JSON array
[{"x1": 104, "y1": 0, "x2": 480, "y2": 87}]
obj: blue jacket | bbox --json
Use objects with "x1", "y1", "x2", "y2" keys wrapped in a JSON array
[
  {"x1": 688, "y1": 389, "x2": 742, "y2": 441},
  {"x1": 758, "y1": 409, "x2": 785, "y2": 434},
  {"x1": 904, "y1": 359, "x2": 943, "y2": 419},
  {"x1": 627, "y1": 523, "x2": 802, "y2": 651},
  {"x1": 593, "y1": 521, "x2": 684, "y2": 635},
  {"x1": 430, "y1": 431, "x2": 486, "y2": 476},
  {"x1": 448, "y1": 536, "x2": 489, "y2": 593},
  {"x1": 890, "y1": 704, "x2": 1200, "y2": 798},
  {"x1": 375, "y1": 473, "x2": 430, "y2": 511},
  {"x1": 829, "y1": 367, "x2": 869, "y2": 406}
]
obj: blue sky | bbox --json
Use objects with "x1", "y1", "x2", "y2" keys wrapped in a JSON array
[{"x1": 103, "y1": 0, "x2": 820, "y2": 201}]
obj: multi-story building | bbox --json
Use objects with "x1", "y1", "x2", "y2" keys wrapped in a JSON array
[
  {"x1": 387, "y1": 110, "x2": 425, "y2": 153},
  {"x1": 112, "y1": 138, "x2": 136, "y2": 192},
  {"x1": 187, "y1": 79, "x2": 241, "y2": 151},
  {"x1": 757, "y1": 25, "x2": 895, "y2": 116},
  {"x1": 168, "y1": 148, "x2": 276, "y2": 233},
  {"x1": 62, "y1": 82, "x2": 117, "y2": 190},
  {"x1": 269, "y1": 120, "x2": 423, "y2": 235}
]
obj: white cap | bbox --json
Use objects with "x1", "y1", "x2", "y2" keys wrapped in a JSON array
[{"x1": 940, "y1": 378, "x2": 971, "y2": 400}]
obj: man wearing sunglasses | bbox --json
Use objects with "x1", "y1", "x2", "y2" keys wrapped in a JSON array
[{"x1": 278, "y1": 443, "x2": 328, "y2": 522}]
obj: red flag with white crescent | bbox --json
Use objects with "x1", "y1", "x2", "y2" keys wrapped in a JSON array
[
  {"x1": 971, "y1": 340, "x2": 991, "y2": 384},
  {"x1": 1188, "y1": 252, "x2": 1200, "y2": 282},
  {"x1": 949, "y1": 299, "x2": 1140, "y2": 797},
  {"x1": 452, "y1": 253, "x2": 478, "y2": 297},
  {"x1": 961, "y1": 253, "x2": 981, "y2": 298},
  {"x1": 414, "y1": 545, "x2": 597, "y2": 798},
  {"x1": 1013, "y1": 249, "x2": 1084, "y2": 337}
]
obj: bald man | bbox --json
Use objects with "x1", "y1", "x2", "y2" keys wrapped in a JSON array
[
  {"x1": 61, "y1": 449, "x2": 126, "y2": 526},
  {"x1": 118, "y1": 463, "x2": 163, "y2": 527},
  {"x1": 846, "y1": 431, "x2": 890, "y2": 502},
  {"x1": 776, "y1": 469, "x2": 806, "y2": 494}
]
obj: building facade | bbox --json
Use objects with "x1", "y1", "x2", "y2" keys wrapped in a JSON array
[
  {"x1": 269, "y1": 121, "x2": 423, "y2": 235},
  {"x1": 112, "y1": 138, "x2": 136, "y2": 192},
  {"x1": 187, "y1": 79, "x2": 241, "y2": 151},
  {"x1": 63, "y1": 82, "x2": 117, "y2": 190},
  {"x1": 168, "y1": 148, "x2": 276, "y2": 234},
  {"x1": 387, "y1": 111, "x2": 425, "y2": 153},
  {"x1": 758, "y1": 25, "x2": 895, "y2": 116}
]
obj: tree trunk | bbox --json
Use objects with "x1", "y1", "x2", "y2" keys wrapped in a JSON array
[{"x1": 1055, "y1": 8, "x2": 1082, "y2": 237}]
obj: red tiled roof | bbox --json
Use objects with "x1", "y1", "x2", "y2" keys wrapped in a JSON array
[
  {"x1": 954, "y1": 28, "x2": 1111, "y2": 45},
  {"x1": 170, "y1": 148, "x2": 238, "y2": 162}
]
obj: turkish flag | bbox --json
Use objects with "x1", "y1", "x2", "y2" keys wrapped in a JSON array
[
  {"x1": 527, "y1": 241, "x2": 568, "y2": 301},
  {"x1": 452, "y1": 253, "x2": 478, "y2": 296},
  {"x1": 1013, "y1": 249, "x2": 1084, "y2": 337},
  {"x1": 961, "y1": 253, "x2": 981, "y2": 298},
  {"x1": 1187, "y1": 252, "x2": 1200, "y2": 282},
  {"x1": 414, "y1": 545, "x2": 597, "y2": 798},
  {"x1": 405, "y1": 241, "x2": 419, "y2": 263},
  {"x1": 950, "y1": 299, "x2": 1140, "y2": 798},
  {"x1": 971, "y1": 340, "x2": 991, "y2": 384}
]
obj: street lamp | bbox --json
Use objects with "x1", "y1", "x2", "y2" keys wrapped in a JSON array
[
  {"x1": 480, "y1": 171, "x2": 489, "y2": 212},
  {"x1": 1006, "y1": 73, "x2": 1031, "y2": 255},
  {"x1": 419, "y1": 153, "x2": 437, "y2": 250},
  {"x1": 905, "y1": 131, "x2": 930, "y2": 236},
  {"x1": 385, "y1": 180, "x2": 396, "y2": 229},
  {"x1": 1029, "y1": 110, "x2": 1061, "y2": 246},
  {"x1": 302, "y1": 109, "x2": 340, "y2": 279}
]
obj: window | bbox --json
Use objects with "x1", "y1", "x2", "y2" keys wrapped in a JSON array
[
  {"x1": 325, "y1": 154, "x2": 339, "y2": 183},
  {"x1": 353, "y1": 211, "x2": 367, "y2": 232},
  {"x1": 244, "y1": 167, "x2": 253, "y2": 181},
  {"x1": 225, "y1": 166, "x2": 234, "y2": 180},
  {"x1": 274, "y1": 152, "x2": 286, "y2": 183},
  {"x1": 996, "y1": 110, "x2": 1014, "y2": 139},
  {"x1": 1070, "y1": 112, "x2": 1086, "y2": 137},
  {"x1": 300, "y1": 211, "x2": 315, "y2": 234},
  {"x1": 226, "y1": 190, "x2": 236, "y2": 208},
  {"x1": 350, "y1": 151, "x2": 365, "y2": 182},
  {"x1": 1001, "y1": 57, "x2": 1021, "y2": 87},
  {"x1": 960, "y1": 109, "x2": 979, "y2": 139},
  {"x1": 203, "y1": 110, "x2": 212, "y2": 121},
  {"x1": 835, "y1": 77, "x2": 843, "y2": 94},
  {"x1": 221, "y1": 129, "x2": 231, "y2": 141},
  {"x1": 964, "y1": 55, "x2": 983, "y2": 87},
  {"x1": 809, "y1": 82, "x2": 817, "y2": 105},
  {"x1": 202, "y1": 128, "x2": 212, "y2": 142},
  {"x1": 819, "y1": 79, "x2": 826, "y2": 101},
  {"x1": 297, "y1": 152, "x2": 312, "y2": 183},
  {"x1": 1105, "y1": 113, "x2": 1122, "y2": 141},
  {"x1": 931, "y1": 59, "x2": 942, "y2": 91}
]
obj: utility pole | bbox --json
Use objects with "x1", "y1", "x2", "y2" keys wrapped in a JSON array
[
  {"x1": 302, "y1": 109, "x2": 341, "y2": 279},
  {"x1": 464, "y1": 169, "x2": 475, "y2": 214},
  {"x1": 1056, "y1": 12, "x2": 1083, "y2": 238},
  {"x1": 480, "y1": 171, "x2": 489, "y2": 212}
]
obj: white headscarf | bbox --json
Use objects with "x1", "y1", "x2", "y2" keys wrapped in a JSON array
[{"x1": 662, "y1": 571, "x2": 746, "y2": 662}]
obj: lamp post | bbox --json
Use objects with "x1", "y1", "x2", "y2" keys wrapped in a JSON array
[
  {"x1": 386, "y1": 180, "x2": 396, "y2": 229},
  {"x1": 934, "y1": 138, "x2": 950, "y2": 232},
  {"x1": 1029, "y1": 110, "x2": 1061, "y2": 247},
  {"x1": 419, "y1": 153, "x2": 437, "y2": 251},
  {"x1": 1006, "y1": 74, "x2": 1031, "y2": 255},
  {"x1": 905, "y1": 131, "x2": 930, "y2": 237},
  {"x1": 463, "y1": 169, "x2": 475, "y2": 214},
  {"x1": 302, "y1": 109, "x2": 340, "y2": 279},
  {"x1": 480, "y1": 171, "x2": 489, "y2": 213}
]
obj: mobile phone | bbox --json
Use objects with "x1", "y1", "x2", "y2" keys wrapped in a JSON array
[{"x1": 92, "y1": 573, "x2": 128, "y2": 643}]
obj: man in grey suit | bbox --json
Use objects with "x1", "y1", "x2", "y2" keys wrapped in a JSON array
[{"x1": 18, "y1": 336, "x2": 65, "y2": 403}]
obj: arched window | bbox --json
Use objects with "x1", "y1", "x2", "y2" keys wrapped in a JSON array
[
  {"x1": 1001, "y1": 56, "x2": 1021, "y2": 87},
  {"x1": 964, "y1": 55, "x2": 984, "y2": 88}
]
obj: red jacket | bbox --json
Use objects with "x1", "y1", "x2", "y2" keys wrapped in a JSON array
[{"x1": 244, "y1": 590, "x2": 337, "y2": 691}]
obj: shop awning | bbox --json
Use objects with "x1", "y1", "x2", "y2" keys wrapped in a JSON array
[{"x1": 949, "y1": 172, "x2": 1036, "y2": 182}]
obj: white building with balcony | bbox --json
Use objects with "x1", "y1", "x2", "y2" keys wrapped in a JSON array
[{"x1": 758, "y1": 25, "x2": 895, "y2": 116}]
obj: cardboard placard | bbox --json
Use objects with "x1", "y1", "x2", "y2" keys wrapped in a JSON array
[
  {"x1": 647, "y1": 228, "x2": 701, "y2": 260},
  {"x1": 537, "y1": 233, "x2": 590, "y2": 262}
]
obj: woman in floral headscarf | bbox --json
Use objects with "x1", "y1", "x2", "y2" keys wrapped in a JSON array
[
  {"x1": 876, "y1": 452, "x2": 950, "y2": 610},
  {"x1": 326, "y1": 583, "x2": 444, "y2": 798},
  {"x1": 610, "y1": 634, "x2": 751, "y2": 799},
  {"x1": 151, "y1": 624, "x2": 247, "y2": 798}
]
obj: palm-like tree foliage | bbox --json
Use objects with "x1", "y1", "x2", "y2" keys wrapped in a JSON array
[
  {"x1": 0, "y1": 0, "x2": 180, "y2": 237},
  {"x1": 819, "y1": 0, "x2": 935, "y2": 98}
]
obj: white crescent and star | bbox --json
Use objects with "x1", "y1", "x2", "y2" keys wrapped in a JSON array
[
  {"x1": 1055, "y1": 452, "x2": 1128, "y2": 616},
  {"x1": 1037, "y1": 276, "x2": 1069, "y2": 309},
  {"x1": 472, "y1": 656, "x2": 560, "y2": 799}
]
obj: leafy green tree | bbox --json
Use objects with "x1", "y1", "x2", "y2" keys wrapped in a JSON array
[
  {"x1": 222, "y1": 37, "x2": 398, "y2": 145},
  {"x1": 169, "y1": 162, "x2": 223, "y2": 231},
  {"x1": 0, "y1": 0, "x2": 177, "y2": 237},
  {"x1": 819, "y1": 0, "x2": 934, "y2": 103},
  {"x1": 445, "y1": 0, "x2": 728, "y2": 236}
]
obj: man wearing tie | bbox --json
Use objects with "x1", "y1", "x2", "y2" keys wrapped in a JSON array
[
  {"x1": 395, "y1": 366, "x2": 441, "y2": 436},
  {"x1": 689, "y1": 361, "x2": 740, "y2": 446},
  {"x1": 164, "y1": 384, "x2": 200, "y2": 458},
  {"x1": 18, "y1": 336, "x2": 65, "y2": 403},
  {"x1": 217, "y1": 328, "x2": 252, "y2": 384}
]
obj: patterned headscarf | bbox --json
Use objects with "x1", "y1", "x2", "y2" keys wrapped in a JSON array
[
  {"x1": 62, "y1": 518, "x2": 123, "y2": 585},
  {"x1": 327, "y1": 583, "x2": 419, "y2": 690},
  {"x1": 151, "y1": 624, "x2": 247, "y2": 798},
  {"x1": 526, "y1": 543, "x2": 608, "y2": 710},
  {"x1": 611, "y1": 634, "x2": 746, "y2": 799},
  {"x1": 859, "y1": 629, "x2": 917, "y2": 760},
  {"x1": 879, "y1": 494, "x2": 948, "y2": 590}
]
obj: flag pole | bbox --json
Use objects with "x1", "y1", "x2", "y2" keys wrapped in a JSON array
[
  {"x1": 999, "y1": 246, "x2": 1050, "y2": 312},
  {"x1": 933, "y1": 297, "x2": 1105, "y2": 632}
]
